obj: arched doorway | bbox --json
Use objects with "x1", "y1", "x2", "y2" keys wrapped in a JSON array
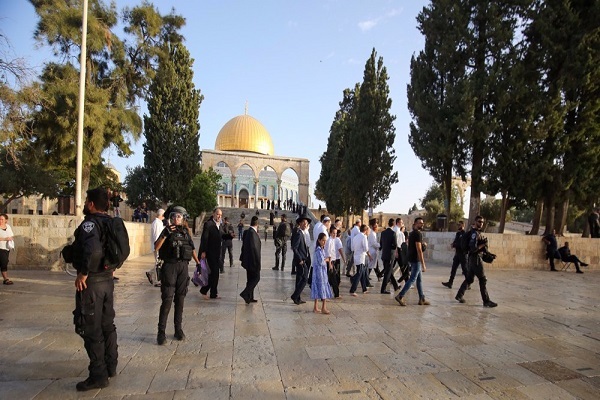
[{"x1": 239, "y1": 188, "x2": 249, "y2": 208}]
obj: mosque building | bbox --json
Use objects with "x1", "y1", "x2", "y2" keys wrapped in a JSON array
[{"x1": 201, "y1": 110, "x2": 310, "y2": 209}]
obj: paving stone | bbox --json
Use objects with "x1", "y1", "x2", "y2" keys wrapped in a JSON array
[
  {"x1": 516, "y1": 381, "x2": 581, "y2": 399},
  {"x1": 1, "y1": 239, "x2": 599, "y2": 398},
  {"x1": 518, "y1": 359, "x2": 585, "y2": 382}
]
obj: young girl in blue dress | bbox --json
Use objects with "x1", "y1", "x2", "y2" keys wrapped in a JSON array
[{"x1": 311, "y1": 232, "x2": 333, "y2": 314}]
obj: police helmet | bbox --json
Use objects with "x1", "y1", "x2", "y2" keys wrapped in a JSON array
[{"x1": 169, "y1": 206, "x2": 189, "y2": 224}]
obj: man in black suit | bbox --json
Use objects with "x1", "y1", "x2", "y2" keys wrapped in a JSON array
[
  {"x1": 240, "y1": 216, "x2": 262, "y2": 303},
  {"x1": 290, "y1": 213, "x2": 312, "y2": 305},
  {"x1": 380, "y1": 218, "x2": 399, "y2": 294},
  {"x1": 200, "y1": 208, "x2": 224, "y2": 299}
]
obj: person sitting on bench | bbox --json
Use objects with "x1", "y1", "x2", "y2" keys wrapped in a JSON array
[{"x1": 558, "y1": 242, "x2": 588, "y2": 274}]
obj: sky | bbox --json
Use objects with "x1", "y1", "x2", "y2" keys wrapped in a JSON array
[{"x1": 1, "y1": 0, "x2": 447, "y2": 215}]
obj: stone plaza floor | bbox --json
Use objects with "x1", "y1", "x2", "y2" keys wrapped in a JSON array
[{"x1": 0, "y1": 238, "x2": 599, "y2": 399}]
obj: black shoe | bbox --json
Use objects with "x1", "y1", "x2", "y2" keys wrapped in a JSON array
[
  {"x1": 292, "y1": 297, "x2": 300, "y2": 305},
  {"x1": 367, "y1": 284, "x2": 374, "y2": 288},
  {"x1": 381, "y1": 290, "x2": 391, "y2": 294},
  {"x1": 581, "y1": 262, "x2": 589, "y2": 267},
  {"x1": 76, "y1": 377, "x2": 109, "y2": 392},
  {"x1": 113, "y1": 276, "x2": 119, "y2": 281},
  {"x1": 174, "y1": 330, "x2": 186, "y2": 341},
  {"x1": 272, "y1": 266, "x2": 279, "y2": 270},
  {"x1": 107, "y1": 368, "x2": 117, "y2": 378},
  {"x1": 291, "y1": 271, "x2": 296, "y2": 275},
  {"x1": 240, "y1": 292, "x2": 251, "y2": 304},
  {"x1": 455, "y1": 295, "x2": 466, "y2": 304},
  {"x1": 345, "y1": 273, "x2": 351, "y2": 277},
  {"x1": 551, "y1": 268, "x2": 557, "y2": 271},
  {"x1": 145, "y1": 271, "x2": 153, "y2": 284},
  {"x1": 483, "y1": 300, "x2": 498, "y2": 308},
  {"x1": 219, "y1": 269, "x2": 224, "y2": 274},
  {"x1": 467, "y1": 285, "x2": 471, "y2": 290},
  {"x1": 250, "y1": 299, "x2": 258, "y2": 303},
  {"x1": 576, "y1": 270, "x2": 584, "y2": 274},
  {"x1": 157, "y1": 332, "x2": 166, "y2": 345},
  {"x1": 442, "y1": 281, "x2": 452, "y2": 289}
]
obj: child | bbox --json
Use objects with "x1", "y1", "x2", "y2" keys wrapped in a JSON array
[{"x1": 311, "y1": 232, "x2": 334, "y2": 314}]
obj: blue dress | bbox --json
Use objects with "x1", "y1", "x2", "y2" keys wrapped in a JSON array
[{"x1": 311, "y1": 246, "x2": 334, "y2": 300}]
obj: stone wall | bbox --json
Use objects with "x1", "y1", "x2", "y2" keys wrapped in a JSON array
[
  {"x1": 423, "y1": 232, "x2": 598, "y2": 271},
  {"x1": 6, "y1": 215, "x2": 152, "y2": 271}
]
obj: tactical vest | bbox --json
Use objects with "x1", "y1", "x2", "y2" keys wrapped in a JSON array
[{"x1": 159, "y1": 228, "x2": 193, "y2": 262}]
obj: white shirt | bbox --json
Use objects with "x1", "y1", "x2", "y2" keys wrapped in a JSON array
[
  {"x1": 333, "y1": 237, "x2": 343, "y2": 261},
  {"x1": 350, "y1": 225, "x2": 360, "y2": 240},
  {"x1": 151, "y1": 217, "x2": 164, "y2": 249},
  {"x1": 325, "y1": 236, "x2": 336, "y2": 259},
  {"x1": 352, "y1": 233, "x2": 368, "y2": 265},
  {"x1": 0, "y1": 224, "x2": 14, "y2": 251}
]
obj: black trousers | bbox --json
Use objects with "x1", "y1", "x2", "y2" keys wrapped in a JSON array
[
  {"x1": 220, "y1": 240, "x2": 233, "y2": 268},
  {"x1": 291, "y1": 262, "x2": 309, "y2": 301},
  {"x1": 328, "y1": 259, "x2": 341, "y2": 297},
  {"x1": 448, "y1": 252, "x2": 467, "y2": 284},
  {"x1": 275, "y1": 239, "x2": 288, "y2": 269},
  {"x1": 562, "y1": 255, "x2": 583, "y2": 271},
  {"x1": 158, "y1": 261, "x2": 190, "y2": 333},
  {"x1": 200, "y1": 256, "x2": 221, "y2": 298},
  {"x1": 457, "y1": 256, "x2": 490, "y2": 303},
  {"x1": 380, "y1": 258, "x2": 399, "y2": 292},
  {"x1": 74, "y1": 277, "x2": 118, "y2": 381},
  {"x1": 241, "y1": 269, "x2": 261, "y2": 301}
]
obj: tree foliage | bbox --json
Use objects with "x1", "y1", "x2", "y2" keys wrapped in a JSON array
[
  {"x1": 408, "y1": 0, "x2": 470, "y2": 219},
  {"x1": 420, "y1": 183, "x2": 464, "y2": 226},
  {"x1": 28, "y1": 0, "x2": 185, "y2": 198},
  {"x1": 179, "y1": 168, "x2": 222, "y2": 220},
  {"x1": 143, "y1": 41, "x2": 202, "y2": 206},
  {"x1": 317, "y1": 49, "x2": 397, "y2": 215},
  {"x1": 123, "y1": 166, "x2": 156, "y2": 210},
  {"x1": 315, "y1": 85, "x2": 358, "y2": 215}
]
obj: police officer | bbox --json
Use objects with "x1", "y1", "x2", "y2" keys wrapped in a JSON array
[
  {"x1": 442, "y1": 221, "x2": 468, "y2": 289},
  {"x1": 272, "y1": 214, "x2": 291, "y2": 271},
  {"x1": 455, "y1": 216, "x2": 497, "y2": 307},
  {"x1": 72, "y1": 187, "x2": 118, "y2": 391},
  {"x1": 154, "y1": 206, "x2": 200, "y2": 345}
]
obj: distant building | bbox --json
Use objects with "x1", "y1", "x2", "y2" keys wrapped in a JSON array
[{"x1": 201, "y1": 110, "x2": 310, "y2": 209}]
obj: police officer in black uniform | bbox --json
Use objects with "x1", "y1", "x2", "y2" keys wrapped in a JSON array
[
  {"x1": 455, "y1": 216, "x2": 497, "y2": 307},
  {"x1": 154, "y1": 206, "x2": 200, "y2": 345},
  {"x1": 442, "y1": 221, "x2": 468, "y2": 289},
  {"x1": 72, "y1": 187, "x2": 118, "y2": 391}
]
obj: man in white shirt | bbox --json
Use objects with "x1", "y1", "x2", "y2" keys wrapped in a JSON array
[
  {"x1": 146, "y1": 209, "x2": 165, "y2": 286},
  {"x1": 314, "y1": 216, "x2": 331, "y2": 241},
  {"x1": 367, "y1": 219, "x2": 380, "y2": 288},
  {"x1": 345, "y1": 219, "x2": 362, "y2": 277},
  {"x1": 350, "y1": 224, "x2": 371, "y2": 296}
]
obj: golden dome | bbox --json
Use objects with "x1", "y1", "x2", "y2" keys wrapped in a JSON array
[{"x1": 214, "y1": 114, "x2": 274, "y2": 155}]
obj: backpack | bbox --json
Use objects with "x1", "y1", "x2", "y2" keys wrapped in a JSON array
[
  {"x1": 461, "y1": 228, "x2": 475, "y2": 254},
  {"x1": 96, "y1": 216, "x2": 130, "y2": 270},
  {"x1": 276, "y1": 222, "x2": 289, "y2": 239},
  {"x1": 61, "y1": 216, "x2": 130, "y2": 271}
]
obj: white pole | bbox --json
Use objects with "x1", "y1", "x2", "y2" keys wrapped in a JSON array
[{"x1": 75, "y1": 0, "x2": 89, "y2": 216}]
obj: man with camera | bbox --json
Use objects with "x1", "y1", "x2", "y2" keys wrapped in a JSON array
[
  {"x1": 455, "y1": 216, "x2": 497, "y2": 307},
  {"x1": 154, "y1": 206, "x2": 200, "y2": 345}
]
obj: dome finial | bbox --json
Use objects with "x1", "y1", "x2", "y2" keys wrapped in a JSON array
[{"x1": 245, "y1": 100, "x2": 248, "y2": 115}]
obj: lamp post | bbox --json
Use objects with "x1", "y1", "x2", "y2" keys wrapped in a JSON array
[{"x1": 75, "y1": 0, "x2": 89, "y2": 216}]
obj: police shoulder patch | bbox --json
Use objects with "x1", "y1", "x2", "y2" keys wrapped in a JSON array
[
  {"x1": 82, "y1": 221, "x2": 95, "y2": 233},
  {"x1": 471, "y1": 233, "x2": 477, "y2": 239}
]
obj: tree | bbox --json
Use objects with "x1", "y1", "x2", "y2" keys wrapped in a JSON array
[
  {"x1": 0, "y1": 147, "x2": 68, "y2": 212},
  {"x1": 315, "y1": 85, "x2": 359, "y2": 215},
  {"x1": 408, "y1": 0, "x2": 471, "y2": 219},
  {"x1": 179, "y1": 168, "x2": 222, "y2": 221},
  {"x1": 420, "y1": 183, "x2": 464, "y2": 226},
  {"x1": 143, "y1": 42, "x2": 202, "y2": 206},
  {"x1": 522, "y1": 0, "x2": 600, "y2": 235},
  {"x1": 28, "y1": 0, "x2": 185, "y2": 199},
  {"x1": 345, "y1": 48, "x2": 398, "y2": 212},
  {"x1": 123, "y1": 166, "x2": 157, "y2": 210}
]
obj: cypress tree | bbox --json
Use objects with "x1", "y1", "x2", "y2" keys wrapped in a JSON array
[{"x1": 143, "y1": 42, "x2": 203, "y2": 206}]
